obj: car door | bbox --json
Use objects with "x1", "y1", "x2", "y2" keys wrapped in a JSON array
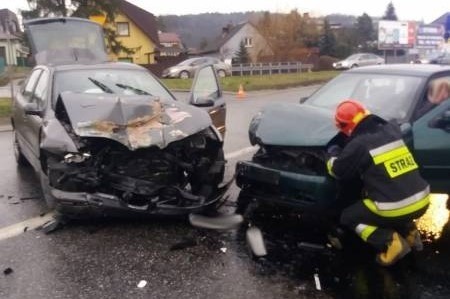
[
  {"x1": 411, "y1": 81, "x2": 450, "y2": 193},
  {"x1": 13, "y1": 68, "x2": 42, "y2": 166},
  {"x1": 188, "y1": 65, "x2": 226, "y2": 136}
]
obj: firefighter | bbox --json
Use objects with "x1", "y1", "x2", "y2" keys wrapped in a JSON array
[{"x1": 327, "y1": 99, "x2": 430, "y2": 266}]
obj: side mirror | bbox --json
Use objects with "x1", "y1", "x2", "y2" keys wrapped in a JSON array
[
  {"x1": 443, "y1": 110, "x2": 450, "y2": 122},
  {"x1": 24, "y1": 102, "x2": 43, "y2": 117},
  {"x1": 429, "y1": 109, "x2": 450, "y2": 132},
  {"x1": 191, "y1": 97, "x2": 214, "y2": 107},
  {"x1": 299, "y1": 97, "x2": 308, "y2": 104}
]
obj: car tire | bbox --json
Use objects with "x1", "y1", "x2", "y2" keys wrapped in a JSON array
[
  {"x1": 350, "y1": 64, "x2": 358, "y2": 68},
  {"x1": 179, "y1": 71, "x2": 190, "y2": 79},
  {"x1": 217, "y1": 69, "x2": 226, "y2": 78},
  {"x1": 13, "y1": 130, "x2": 29, "y2": 166}
]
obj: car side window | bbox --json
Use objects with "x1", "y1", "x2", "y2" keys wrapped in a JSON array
[
  {"x1": 22, "y1": 69, "x2": 42, "y2": 100},
  {"x1": 32, "y1": 70, "x2": 49, "y2": 108},
  {"x1": 413, "y1": 76, "x2": 450, "y2": 120}
]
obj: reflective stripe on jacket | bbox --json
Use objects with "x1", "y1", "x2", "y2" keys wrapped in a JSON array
[{"x1": 327, "y1": 115, "x2": 429, "y2": 216}]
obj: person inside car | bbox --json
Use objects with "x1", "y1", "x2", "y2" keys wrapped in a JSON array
[
  {"x1": 415, "y1": 78, "x2": 450, "y2": 118},
  {"x1": 326, "y1": 100, "x2": 430, "y2": 266}
]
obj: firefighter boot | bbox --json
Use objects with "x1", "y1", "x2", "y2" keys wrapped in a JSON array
[
  {"x1": 376, "y1": 232, "x2": 411, "y2": 266},
  {"x1": 406, "y1": 229, "x2": 423, "y2": 251}
]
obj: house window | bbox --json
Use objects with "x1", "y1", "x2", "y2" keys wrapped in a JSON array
[
  {"x1": 116, "y1": 22, "x2": 130, "y2": 36},
  {"x1": 244, "y1": 37, "x2": 253, "y2": 47}
]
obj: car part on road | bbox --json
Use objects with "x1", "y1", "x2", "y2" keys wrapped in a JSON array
[
  {"x1": 189, "y1": 213, "x2": 244, "y2": 230},
  {"x1": 3, "y1": 268, "x2": 13, "y2": 275},
  {"x1": 246, "y1": 226, "x2": 267, "y2": 257}
]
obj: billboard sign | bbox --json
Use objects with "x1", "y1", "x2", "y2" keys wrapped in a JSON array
[
  {"x1": 416, "y1": 25, "x2": 445, "y2": 49},
  {"x1": 378, "y1": 21, "x2": 416, "y2": 49}
]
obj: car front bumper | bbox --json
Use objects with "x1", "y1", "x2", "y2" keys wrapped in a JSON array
[
  {"x1": 235, "y1": 160, "x2": 337, "y2": 211},
  {"x1": 50, "y1": 181, "x2": 231, "y2": 217}
]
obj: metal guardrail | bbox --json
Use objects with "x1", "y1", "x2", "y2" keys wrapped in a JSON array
[{"x1": 231, "y1": 62, "x2": 314, "y2": 76}]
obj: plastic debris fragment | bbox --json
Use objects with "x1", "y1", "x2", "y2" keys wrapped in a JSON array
[{"x1": 137, "y1": 280, "x2": 147, "y2": 288}]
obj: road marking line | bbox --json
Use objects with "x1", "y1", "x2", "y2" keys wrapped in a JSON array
[
  {"x1": 225, "y1": 146, "x2": 258, "y2": 160},
  {"x1": 0, "y1": 146, "x2": 257, "y2": 242},
  {"x1": 0, "y1": 212, "x2": 55, "y2": 241}
]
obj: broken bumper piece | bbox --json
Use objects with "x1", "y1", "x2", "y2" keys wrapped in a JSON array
[
  {"x1": 50, "y1": 183, "x2": 230, "y2": 216},
  {"x1": 235, "y1": 161, "x2": 336, "y2": 210}
]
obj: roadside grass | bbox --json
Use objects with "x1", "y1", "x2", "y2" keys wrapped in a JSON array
[
  {"x1": 0, "y1": 97, "x2": 12, "y2": 125},
  {"x1": 162, "y1": 71, "x2": 340, "y2": 92}
]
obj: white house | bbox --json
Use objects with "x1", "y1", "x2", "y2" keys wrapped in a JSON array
[
  {"x1": 0, "y1": 9, "x2": 27, "y2": 66},
  {"x1": 199, "y1": 22, "x2": 273, "y2": 63}
]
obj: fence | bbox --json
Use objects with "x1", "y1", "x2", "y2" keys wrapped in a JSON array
[{"x1": 231, "y1": 62, "x2": 314, "y2": 76}]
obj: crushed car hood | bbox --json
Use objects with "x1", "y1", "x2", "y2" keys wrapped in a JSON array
[
  {"x1": 59, "y1": 93, "x2": 212, "y2": 150},
  {"x1": 252, "y1": 103, "x2": 338, "y2": 146}
]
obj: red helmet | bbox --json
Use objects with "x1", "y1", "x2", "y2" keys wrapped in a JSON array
[{"x1": 335, "y1": 100, "x2": 370, "y2": 136}]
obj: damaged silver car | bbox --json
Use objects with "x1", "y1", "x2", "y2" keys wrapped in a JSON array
[{"x1": 12, "y1": 17, "x2": 228, "y2": 217}]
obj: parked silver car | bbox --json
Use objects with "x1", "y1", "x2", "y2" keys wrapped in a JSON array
[
  {"x1": 162, "y1": 57, "x2": 232, "y2": 79},
  {"x1": 333, "y1": 53, "x2": 385, "y2": 70}
]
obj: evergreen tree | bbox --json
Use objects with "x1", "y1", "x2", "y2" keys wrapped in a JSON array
[
  {"x1": 233, "y1": 40, "x2": 250, "y2": 63},
  {"x1": 382, "y1": 2, "x2": 398, "y2": 21},
  {"x1": 319, "y1": 19, "x2": 337, "y2": 56},
  {"x1": 356, "y1": 13, "x2": 375, "y2": 50}
]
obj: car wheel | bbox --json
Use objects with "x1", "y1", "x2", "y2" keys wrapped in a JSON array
[
  {"x1": 179, "y1": 71, "x2": 190, "y2": 79},
  {"x1": 13, "y1": 130, "x2": 29, "y2": 166},
  {"x1": 217, "y1": 69, "x2": 226, "y2": 78},
  {"x1": 350, "y1": 64, "x2": 358, "y2": 68}
]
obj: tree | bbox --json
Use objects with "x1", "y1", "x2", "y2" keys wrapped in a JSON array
[
  {"x1": 319, "y1": 19, "x2": 337, "y2": 56},
  {"x1": 233, "y1": 41, "x2": 250, "y2": 63},
  {"x1": 356, "y1": 13, "x2": 375, "y2": 50},
  {"x1": 21, "y1": 0, "x2": 133, "y2": 55},
  {"x1": 382, "y1": 2, "x2": 398, "y2": 21}
]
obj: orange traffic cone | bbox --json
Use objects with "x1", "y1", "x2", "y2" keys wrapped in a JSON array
[{"x1": 237, "y1": 84, "x2": 246, "y2": 99}]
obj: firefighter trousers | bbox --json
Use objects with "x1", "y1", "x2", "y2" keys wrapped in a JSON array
[{"x1": 340, "y1": 200, "x2": 428, "y2": 251}]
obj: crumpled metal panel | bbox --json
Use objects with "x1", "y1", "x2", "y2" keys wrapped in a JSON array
[
  {"x1": 59, "y1": 93, "x2": 212, "y2": 150},
  {"x1": 40, "y1": 119, "x2": 79, "y2": 154},
  {"x1": 252, "y1": 103, "x2": 338, "y2": 147}
]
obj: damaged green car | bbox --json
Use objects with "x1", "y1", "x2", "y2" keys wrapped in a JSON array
[{"x1": 236, "y1": 65, "x2": 450, "y2": 214}]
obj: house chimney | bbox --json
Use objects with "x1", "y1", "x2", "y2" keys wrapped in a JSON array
[{"x1": 222, "y1": 23, "x2": 233, "y2": 38}]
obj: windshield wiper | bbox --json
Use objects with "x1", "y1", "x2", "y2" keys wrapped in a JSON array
[
  {"x1": 88, "y1": 77, "x2": 114, "y2": 93},
  {"x1": 116, "y1": 83, "x2": 151, "y2": 95}
]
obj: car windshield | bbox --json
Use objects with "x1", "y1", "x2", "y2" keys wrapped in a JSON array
[
  {"x1": 306, "y1": 73, "x2": 424, "y2": 121},
  {"x1": 53, "y1": 68, "x2": 175, "y2": 104}
]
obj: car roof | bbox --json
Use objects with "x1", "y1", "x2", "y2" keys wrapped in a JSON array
[
  {"x1": 44, "y1": 61, "x2": 148, "y2": 72},
  {"x1": 346, "y1": 64, "x2": 450, "y2": 77}
]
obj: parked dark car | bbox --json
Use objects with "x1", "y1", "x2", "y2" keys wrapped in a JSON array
[
  {"x1": 236, "y1": 64, "x2": 450, "y2": 214},
  {"x1": 162, "y1": 57, "x2": 232, "y2": 79},
  {"x1": 412, "y1": 51, "x2": 450, "y2": 65},
  {"x1": 12, "y1": 17, "x2": 228, "y2": 217}
]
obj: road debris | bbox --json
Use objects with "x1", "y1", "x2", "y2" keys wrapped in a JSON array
[
  {"x1": 170, "y1": 238, "x2": 197, "y2": 251},
  {"x1": 314, "y1": 273, "x2": 322, "y2": 290},
  {"x1": 41, "y1": 218, "x2": 65, "y2": 234},
  {"x1": 297, "y1": 242, "x2": 326, "y2": 251},
  {"x1": 23, "y1": 227, "x2": 28, "y2": 232},
  {"x1": 189, "y1": 213, "x2": 243, "y2": 230},
  {"x1": 220, "y1": 247, "x2": 227, "y2": 253},
  {"x1": 3, "y1": 268, "x2": 13, "y2": 275},
  {"x1": 137, "y1": 280, "x2": 147, "y2": 288},
  {"x1": 20, "y1": 196, "x2": 40, "y2": 201},
  {"x1": 246, "y1": 226, "x2": 267, "y2": 257}
]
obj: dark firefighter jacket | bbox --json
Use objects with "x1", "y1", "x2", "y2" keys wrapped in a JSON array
[{"x1": 327, "y1": 115, "x2": 430, "y2": 217}]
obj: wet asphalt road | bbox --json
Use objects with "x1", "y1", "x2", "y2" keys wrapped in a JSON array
[{"x1": 1, "y1": 87, "x2": 450, "y2": 299}]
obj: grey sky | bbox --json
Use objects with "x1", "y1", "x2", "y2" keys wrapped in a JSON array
[{"x1": 3, "y1": 0, "x2": 448, "y2": 23}]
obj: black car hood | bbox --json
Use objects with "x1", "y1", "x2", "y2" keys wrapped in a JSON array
[
  {"x1": 252, "y1": 103, "x2": 338, "y2": 147},
  {"x1": 58, "y1": 93, "x2": 212, "y2": 150}
]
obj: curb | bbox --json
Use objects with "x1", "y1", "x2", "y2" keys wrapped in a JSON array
[{"x1": 0, "y1": 125, "x2": 12, "y2": 132}]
